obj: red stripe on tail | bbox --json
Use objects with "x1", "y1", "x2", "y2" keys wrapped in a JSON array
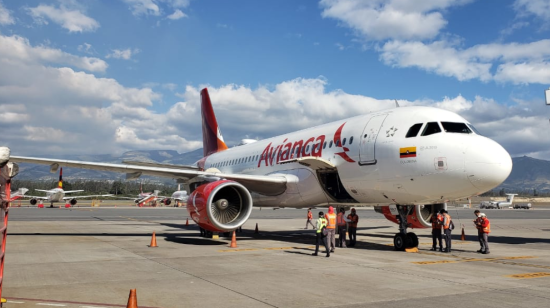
[{"x1": 201, "y1": 88, "x2": 228, "y2": 157}]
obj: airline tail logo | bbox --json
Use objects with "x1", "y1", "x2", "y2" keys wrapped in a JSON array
[
  {"x1": 58, "y1": 167, "x2": 63, "y2": 188},
  {"x1": 333, "y1": 122, "x2": 355, "y2": 163},
  {"x1": 201, "y1": 88, "x2": 228, "y2": 157},
  {"x1": 400, "y1": 147, "x2": 416, "y2": 158}
]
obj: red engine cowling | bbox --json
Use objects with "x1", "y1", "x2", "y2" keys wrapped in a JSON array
[
  {"x1": 186, "y1": 180, "x2": 253, "y2": 232},
  {"x1": 375, "y1": 204, "x2": 446, "y2": 229}
]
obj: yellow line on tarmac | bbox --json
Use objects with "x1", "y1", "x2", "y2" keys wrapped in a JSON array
[{"x1": 506, "y1": 272, "x2": 550, "y2": 279}]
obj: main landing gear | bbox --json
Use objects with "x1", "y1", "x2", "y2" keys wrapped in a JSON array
[{"x1": 393, "y1": 205, "x2": 419, "y2": 251}]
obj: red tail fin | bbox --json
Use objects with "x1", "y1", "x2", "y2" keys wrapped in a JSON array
[
  {"x1": 58, "y1": 168, "x2": 63, "y2": 189},
  {"x1": 201, "y1": 88, "x2": 228, "y2": 157}
]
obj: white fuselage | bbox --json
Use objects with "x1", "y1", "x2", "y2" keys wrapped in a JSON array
[
  {"x1": 202, "y1": 106, "x2": 512, "y2": 207},
  {"x1": 45, "y1": 188, "x2": 65, "y2": 202}
]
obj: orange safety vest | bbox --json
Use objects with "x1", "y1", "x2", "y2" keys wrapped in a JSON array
[
  {"x1": 337, "y1": 212, "x2": 346, "y2": 226},
  {"x1": 481, "y1": 218, "x2": 491, "y2": 233},
  {"x1": 307, "y1": 211, "x2": 312, "y2": 220},
  {"x1": 347, "y1": 213, "x2": 358, "y2": 228},
  {"x1": 474, "y1": 217, "x2": 482, "y2": 230},
  {"x1": 325, "y1": 213, "x2": 336, "y2": 229},
  {"x1": 431, "y1": 214, "x2": 442, "y2": 229},
  {"x1": 443, "y1": 213, "x2": 451, "y2": 229}
]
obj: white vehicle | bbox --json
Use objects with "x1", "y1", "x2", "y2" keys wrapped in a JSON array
[
  {"x1": 25, "y1": 168, "x2": 112, "y2": 207},
  {"x1": 514, "y1": 203, "x2": 532, "y2": 209},
  {"x1": 11, "y1": 88, "x2": 512, "y2": 250},
  {"x1": 480, "y1": 193, "x2": 517, "y2": 209}
]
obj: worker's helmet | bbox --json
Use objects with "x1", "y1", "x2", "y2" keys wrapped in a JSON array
[{"x1": 318, "y1": 211, "x2": 324, "y2": 217}]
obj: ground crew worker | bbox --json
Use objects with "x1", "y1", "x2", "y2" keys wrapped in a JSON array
[
  {"x1": 430, "y1": 211, "x2": 443, "y2": 251},
  {"x1": 325, "y1": 206, "x2": 336, "y2": 252},
  {"x1": 473, "y1": 210, "x2": 483, "y2": 253},
  {"x1": 479, "y1": 213, "x2": 490, "y2": 254},
  {"x1": 347, "y1": 208, "x2": 359, "y2": 247},
  {"x1": 305, "y1": 208, "x2": 315, "y2": 229},
  {"x1": 441, "y1": 209, "x2": 452, "y2": 253},
  {"x1": 312, "y1": 211, "x2": 330, "y2": 257},
  {"x1": 336, "y1": 207, "x2": 347, "y2": 248}
]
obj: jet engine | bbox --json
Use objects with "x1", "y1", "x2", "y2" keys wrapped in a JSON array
[
  {"x1": 30, "y1": 198, "x2": 37, "y2": 205},
  {"x1": 162, "y1": 198, "x2": 171, "y2": 206},
  {"x1": 186, "y1": 180, "x2": 253, "y2": 232},
  {"x1": 70, "y1": 199, "x2": 77, "y2": 205},
  {"x1": 375, "y1": 204, "x2": 446, "y2": 229}
]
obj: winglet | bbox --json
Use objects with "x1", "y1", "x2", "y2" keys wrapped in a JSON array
[
  {"x1": 58, "y1": 167, "x2": 63, "y2": 189},
  {"x1": 201, "y1": 88, "x2": 228, "y2": 157}
]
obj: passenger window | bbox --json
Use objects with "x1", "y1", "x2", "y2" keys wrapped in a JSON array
[
  {"x1": 421, "y1": 122, "x2": 442, "y2": 136},
  {"x1": 306, "y1": 145, "x2": 310, "y2": 154},
  {"x1": 349, "y1": 136, "x2": 353, "y2": 145},
  {"x1": 406, "y1": 123, "x2": 423, "y2": 138},
  {"x1": 336, "y1": 140, "x2": 341, "y2": 147},
  {"x1": 323, "y1": 141, "x2": 327, "y2": 149},
  {"x1": 441, "y1": 122, "x2": 472, "y2": 134},
  {"x1": 342, "y1": 138, "x2": 346, "y2": 146},
  {"x1": 329, "y1": 140, "x2": 333, "y2": 148}
]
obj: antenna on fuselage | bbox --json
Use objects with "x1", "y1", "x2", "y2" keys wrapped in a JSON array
[{"x1": 395, "y1": 99, "x2": 400, "y2": 107}]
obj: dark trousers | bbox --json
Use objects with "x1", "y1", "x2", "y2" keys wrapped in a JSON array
[
  {"x1": 305, "y1": 219, "x2": 315, "y2": 229},
  {"x1": 348, "y1": 226, "x2": 357, "y2": 246},
  {"x1": 444, "y1": 229, "x2": 452, "y2": 251},
  {"x1": 432, "y1": 228, "x2": 442, "y2": 249},
  {"x1": 337, "y1": 225, "x2": 347, "y2": 247},
  {"x1": 480, "y1": 232, "x2": 489, "y2": 252},
  {"x1": 314, "y1": 233, "x2": 330, "y2": 255}
]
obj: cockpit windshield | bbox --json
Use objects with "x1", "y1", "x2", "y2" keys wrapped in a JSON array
[
  {"x1": 441, "y1": 122, "x2": 472, "y2": 134},
  {"x1": 467, "y1": 124, "x2": 482, "y2": 135},
  {"x1": 421, "y1": 122, "x2": 442, "y2": 136}
]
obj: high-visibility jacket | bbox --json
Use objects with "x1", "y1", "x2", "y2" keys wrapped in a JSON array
[
  {"x1": 431, "y1": 214, "x2": 442, "y2": 229},
  {"x1": 316, "y1": 217, "x2": 327, "y2": 233},
  {"x1": 325, "y1": 213, "x2": 336, "y2": 229},
  {"x1": 337, "y1": 212, "x2": 346, "y2": 226},
  {"x1": 307, "y1": 211, "x2": 312, "y2": 220},
  {"x1": 442, "y1": 213, "x2": 452, "y2": 229},
  {"x1": 481, "y1": 218, "x2": 491, "y2": 233},
  {"x1": 347, "y1": 213, "x2": 358, "y2": 228}
]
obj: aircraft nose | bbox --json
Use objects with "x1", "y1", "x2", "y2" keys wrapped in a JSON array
[{"x1": 465, "y1": 137, "x2": 512, "y2": 191}]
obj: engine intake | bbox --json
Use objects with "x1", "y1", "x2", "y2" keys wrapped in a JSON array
[
  {"x1": 30, "y1": 198, "x2": 37, "y2": 205},
  {"x1": 70, "y1": 199, "x2": 77, "y2": 206},
  {"x1": 187, "y1": 180, "x2": 253, "y2": 232}
]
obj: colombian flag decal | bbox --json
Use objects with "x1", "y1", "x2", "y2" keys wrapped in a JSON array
[{"x1": 400, "y1": 147, "x2": 416, "y2": 158}]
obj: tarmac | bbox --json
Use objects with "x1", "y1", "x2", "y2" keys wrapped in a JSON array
[{"x1": 3, "y1": 206, "x2": 550, "y2": 308}]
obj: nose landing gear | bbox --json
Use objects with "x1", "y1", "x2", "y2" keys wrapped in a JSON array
[{"x1": 393, "y1": 205, "x2": 419, "y2": 251}]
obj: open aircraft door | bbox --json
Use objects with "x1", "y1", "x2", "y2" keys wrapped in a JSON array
[{"x1": 359, "y1": 114, "x2": 388, "y2": 165}]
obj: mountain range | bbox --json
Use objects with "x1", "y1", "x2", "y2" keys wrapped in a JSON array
[{"x1": 14, "y1": 150, "x2": 550, "y2": 192}]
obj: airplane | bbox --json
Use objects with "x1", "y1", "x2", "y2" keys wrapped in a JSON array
[
  {"x1": 11, "y1": 88, "x2": 512, "y2": 250},
  {"x1": 24, "y1": 168, "x2": 112, "y2": 208},
  {"x1": 480, "y1": 193, "x2": 517, "y2": 209},
  {"x1": 170, "y1": 184, "x2": 189, "y2": 207},
  {"x1": 9, "y1": 188, "x2": 28, "y2": 201}
]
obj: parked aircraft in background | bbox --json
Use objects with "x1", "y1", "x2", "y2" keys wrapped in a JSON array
[
  {"x1": 119, "y1": 183, "x2": 171, "y2": 206},
  {"x1": 170, "y1": 184, "x2": 188, "y2": 206},
  {"x1": 24, "y1": 168, "x2": 112, "y2": 207},
  {"x1": 12, "y1": 88, "x2": 512, "y2": 250},
  {"x1": 480, "y1": 193, "x2": 517, "y2": 209},
  {"x1": 9, "y1": 188, "x2": 28, "y2": 201}
]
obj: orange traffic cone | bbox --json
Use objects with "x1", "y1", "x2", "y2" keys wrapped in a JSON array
[
  {"x1": 254, "y1": 223, "x2": 259, "y2": 234},
  {"x1": 461, "y1": 226, "x2": 465, "y2": 241},
  {"x1": 149, "y1": 232, "x2": 158, "y2": 247},
  {"x1": 126, "y1": 289, "x2": 138, "y2": 308},
  {"x1": 186, "y1": 218, "x2": 189, "y2": 226},
  {"x1": 230, "y1": 230, "x2": 237, "y2": 248}
]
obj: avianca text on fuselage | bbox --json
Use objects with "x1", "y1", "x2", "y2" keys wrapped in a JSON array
[{"x1": 257, "y1": 122, "x2": 354, "y2": 167}]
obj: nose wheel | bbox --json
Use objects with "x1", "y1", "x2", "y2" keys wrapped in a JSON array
[{"x1": 393, "y1": 205, "x2": 419, "y2": 251}]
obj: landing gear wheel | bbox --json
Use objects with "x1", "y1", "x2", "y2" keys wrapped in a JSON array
[
  {"x1": 394, "y1": 233, "x2": 407, "y2": 251},
  {"x1": 407, "y1": 232, "x2": 419, "y2": 248}
]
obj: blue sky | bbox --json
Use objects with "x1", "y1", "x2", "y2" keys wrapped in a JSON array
[{"x1": 1, "y1": 0, "x2": 549, "y2": 159}]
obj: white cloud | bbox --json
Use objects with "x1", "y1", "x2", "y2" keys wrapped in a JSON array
[
  {"x1": 77, "y1": 42, "x2": 93, "y2": 54},
  {"x1": 106, "y1": 48, "x2": 140, "y2": 60},
  {"x1": 380, "y1": 39, "x2": 550, "y2": 84},
  {"x1": 320, "y1": 0, "x2": 472, "y2": 41},
  {"x1": 513, "y1": 0, "x2": 550, "y2": 22},
  {"x1": 162, "y1": 83, "x2": 177, "y2": 91},
  {"x1": 0, "y1": 1, "x2": 14, "y2": 25},
  {"x1": 167, "y1": 9, "x2": 186, "y2": 20},
  {"x1": 27, "y1": 4, "x2": 99, "y2": 33},
  {"x1": 0, "y1": 34, "x2": 107, "y2": 72}
]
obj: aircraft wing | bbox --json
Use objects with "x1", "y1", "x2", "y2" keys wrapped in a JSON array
[
  {"x1": 23, "y1": 195, "x2": 48, "y2": 200},
  {"x1": 62, "y1": 194, "x2": 113, "y2": 200},
  {"x1": 10, "y1": 156, "x2": 288, "y2": 196},
  {"x1": 64, "y1": 190, "x2": 85, "y2": 194}
]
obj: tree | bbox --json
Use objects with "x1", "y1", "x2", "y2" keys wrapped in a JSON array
[{"x1": 110, "y1": 181, "x2": 126, "y2": 195}]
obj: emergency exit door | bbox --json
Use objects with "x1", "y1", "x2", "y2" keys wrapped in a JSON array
[{"x1": 359, "y1": 114, "x2": 388, "y2": 165}]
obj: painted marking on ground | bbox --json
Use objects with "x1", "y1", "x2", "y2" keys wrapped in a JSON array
[
  {"x1": 219, "y1": 246, "x2": 315, "y2": 252},
  {"x1": 36, "y1": 304, "x2": 67, "y2": 307},
  {"x1": 506, "y1": 272, "x2": 550, "y2": 279},
  {"x1": 412, "y1": 260, "x2": 457, "y2": 265}
]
